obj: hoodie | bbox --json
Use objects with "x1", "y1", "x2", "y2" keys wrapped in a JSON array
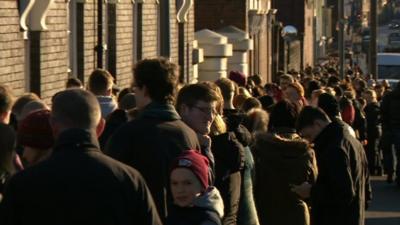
[
  {"x1": 253, "y1": 132, "x2": 318, "y2": 225},
  {"x1": 167, "y1": 187, "x2": 224, "y2": 225}
]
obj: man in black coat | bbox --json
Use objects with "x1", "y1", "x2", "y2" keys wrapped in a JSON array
[
  {"x1": 293, "y1": 106, "x2": 370, "y2": 225},
  {"x1": 381, "y1": 82, "x2": 400, "y2": 186},
  {"x1": 0, "y1": 89, "x2": 161, "y2": 225},
  {"x1": 105, "y1": 58, "x2": 200, "y2": 221}
]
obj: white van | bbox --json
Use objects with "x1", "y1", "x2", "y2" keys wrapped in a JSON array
[{"x1": 377, "y1": 53, "x2": 400, "y2": 87}]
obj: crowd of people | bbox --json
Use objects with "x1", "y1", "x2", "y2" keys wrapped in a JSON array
[{"x1": 0, "y1": 57, "x2": 399, "y2": 225}]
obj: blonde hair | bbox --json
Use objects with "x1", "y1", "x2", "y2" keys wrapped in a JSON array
[
  {"x1": 287, "y1": 82, "x2": 305, "y2": 97},
  {"x1": 246, "y1": 108, "x2": 269, "y2": 134},
  {"x1": 210, "y1": 114, "x2": 227, "y2": 136}
]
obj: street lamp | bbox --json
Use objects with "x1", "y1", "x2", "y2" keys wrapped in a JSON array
[{"x1": 281, "y1": 25, "x2": 298, "y2": 73}]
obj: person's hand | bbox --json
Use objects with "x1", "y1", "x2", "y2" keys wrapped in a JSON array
[
  {"x1": 197, "y1": 134, "x2": 211, "y2": 148},
  {"x1": 291, "y1": 182, "x2": 312, "y2": 199},
  {"x1": 361, "y1": 140, "x2": 368, "y2": 146}
]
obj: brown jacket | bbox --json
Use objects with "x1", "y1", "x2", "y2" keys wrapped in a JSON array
[{"x1": 252, "y1": 131, "x2": 318, "y2": 225}]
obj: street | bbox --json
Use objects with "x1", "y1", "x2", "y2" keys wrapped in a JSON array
[
  {"x1": 378, "y1": 25, "x2": 391, "y2": 50},
  {"x1": 366, "y1": 176, "x2": 400, "y2": 225}
]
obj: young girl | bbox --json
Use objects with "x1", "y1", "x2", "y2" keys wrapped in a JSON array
[{"x1": 167, "y1": 150, "x2": 224, "y2": 225}]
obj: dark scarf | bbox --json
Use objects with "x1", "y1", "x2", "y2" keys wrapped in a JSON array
[{"x1": 137, "y1": 102, "x2": 181, "y2": 121}]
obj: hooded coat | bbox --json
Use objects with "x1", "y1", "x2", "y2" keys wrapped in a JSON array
[
  {"x1": 105, "y1": 102, "x2": 200, "y2": 221},
  {"x1": 166, "y1": 187, "x2": 224, "y2": 225},
  {"x1": 252, "y1": 131, "x2": 318, "y2": 225}
]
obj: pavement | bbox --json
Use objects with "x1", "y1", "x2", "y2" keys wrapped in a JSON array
[{"x1": 366, "y1": 176, "x2": 400, "y2": 225}]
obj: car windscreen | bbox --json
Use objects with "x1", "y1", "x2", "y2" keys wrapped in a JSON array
[{"x1": 378, "y1": 65, "x2": 400, "y2": 79}]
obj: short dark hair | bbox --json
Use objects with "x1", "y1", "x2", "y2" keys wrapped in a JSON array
[
  {"x1": 327, "y1": 76, "x2": 340, "y2": 87},
  {"x1": 215, "y1": 78, "x2": 235, "y2": 102},
  {"x1": 241, "y1": 97, "x2": 262, "y2": 113},
  {"x1": 296, "y1": 106, "x2": 330, "y2": 131},
  {"x1": 176, "y1": 83, "x2": 220, "y2": 112},
  {"x1": 12, "y1": 93, "x2": 40, "y2": 120},
  {"x1": 306, "y1": 80, "x2": 321, "y2": 98},
  {"x1": 133, "y1": 58, "x2": 178, "y2": 104},
  {"x1": 52, "y1": 89, "x2": 101, "y2": 129},
  {"x1": 88, "y1": 69, "x2": 114, "y2": 95},
  {"x1": 0, "y1": 85, "x2": 14, "y2": 114},
  {"x1": 66, "y1": 77, "x2": 83, "y2": 89},
  {"x1": 317, "y1": 93, "x2": 340, "y2": 120},
  {"x1": 269, "y1": 99, "x2": 299, "y2": 130}
]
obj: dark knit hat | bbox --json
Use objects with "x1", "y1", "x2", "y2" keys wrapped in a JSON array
[
  {"x1": 229, "y1": 71, "x2": 247, "y2": 87},
  {"x1": 171, "y1": 150, "x2": 209, "y2": 189},
  {"x1": 17, "y1": 109, "x2": 54, "y2": 150},
  {"x1": 317, "y1": 93, "x2": 340, "y2": 120}
]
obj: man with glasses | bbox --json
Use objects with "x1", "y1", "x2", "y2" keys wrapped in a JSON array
[
  {"x1": 105, "y1": 58, "x2": 200, "y2": 222},
  {"x1": 176, "y1": 83, "x2": 245, "y2": 225}
]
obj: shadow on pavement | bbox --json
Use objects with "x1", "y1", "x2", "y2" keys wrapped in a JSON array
[{"x1": 366, "y1": 177, "x2": 400, "y2": 225}]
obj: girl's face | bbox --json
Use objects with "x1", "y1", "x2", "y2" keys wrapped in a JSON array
[{"x1": 170, "y1": 168, "x2": 203, "y2": 207}]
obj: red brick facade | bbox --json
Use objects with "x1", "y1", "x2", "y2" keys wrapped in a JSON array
[
  {"x1": 0, "y1": 0, "x2": 195, "y2": 101},
  {"x1": 0, "y1": 0, "x2": 28, "y2": 97},
  {"x1": 195, "y1": 0, "x2": 248, "y2": 31}
]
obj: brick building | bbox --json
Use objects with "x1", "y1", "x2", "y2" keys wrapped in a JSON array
[
  {"x1": 195, "y1": 0, "x2": 274, "y2": 83},
  {"x1": 0, "y1": 0, "x2": 196, "y2": 102},
  {"x1": 272, "y1": 0, "x2": 315, "y2": 70}
]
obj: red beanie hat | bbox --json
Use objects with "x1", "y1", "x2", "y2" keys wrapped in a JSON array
[
  {"x1": 17, "y1": 109, "x2": 54, "y2": 150},
  {"x1": 229, "y1": 71, "x2": 247, "y2": 87},
  {"x1": 171, "y1": 150, "x2": 209, "y2": 189}
]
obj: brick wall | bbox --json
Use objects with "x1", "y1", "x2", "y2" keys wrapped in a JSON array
[
  {"x1": 273, "y1": 0, "x2": 314, "y2": 70},
  {"x1": 186, "y1": 3, "x2": 195, "y2": 82},
  {"x1": 0, "y1": 0, "x2": 193, "y2": 100},
  {"x1": 170, "y1": 0, "x2": 179, "y2": 63},
  {"x1": 116, "y1": 1, "x2": 134, "y2": 88},
  {"x1": 303, "y1": 4, "x2": 314, "y2": 68},
  {"x1": 195, "y1": 0, "x2": 247, "y2": 31},
  {"x1": 83, "y1": 0, "x2": 97, "y2": 84},
  {"x1": 40, "y1": 0, "x2": 69, "y2": 102},
  {"x1": 0, "y1": 0, "x2": 26, "y2": 96},
  {"x1": 142, "y1": 0, "x2": 159, "y2": 59}
]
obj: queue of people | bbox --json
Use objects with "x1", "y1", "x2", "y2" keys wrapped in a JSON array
[{"x1": 0, "y1": 57, "x2": 399, "y2": 225}]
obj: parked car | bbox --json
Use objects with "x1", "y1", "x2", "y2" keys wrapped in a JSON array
[
  {"x1": 388, "y1": 32, "x2": 400, "y2": 47},
  {"x1": 389, "y1": 22, "x2": 400, "y2": 29}
]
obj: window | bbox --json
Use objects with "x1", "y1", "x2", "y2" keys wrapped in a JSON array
[{"x1": 68, "y1": 0, "x2": 85, "y2": 83}]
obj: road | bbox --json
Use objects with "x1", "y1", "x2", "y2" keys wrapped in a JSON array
[
  {"x1": 378, "y1": 25, "x2": 390, "y2": 50},
  {"x1": 366, "y1": 176, "x2": 400, "y2": 225}
]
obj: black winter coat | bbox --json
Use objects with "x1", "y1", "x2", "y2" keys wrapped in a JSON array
[
  {"x1": 0, "y1": 129, "x2": 161, "y2": 225},
  {"x1": 364, "y1": 102, "x2": 382, "y2": 139},
  {"x1": 311, "y1": 121, "x2": 370, "y2": 225},
  {"x1": 352, "y1": 99, "x2": 367, "y2": 141},
  {"x1": 211, "y1": 132, "x2": 245, "y2": 225},
  {"x1": 105, "y1": 102, "x2": 200, "y2": 221},
  {"x1": 381, "y1": 86, "x2": 400, "y2": 131}
]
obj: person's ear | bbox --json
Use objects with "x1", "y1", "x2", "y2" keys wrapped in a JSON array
[
  {"x1": 0, "y1": 111, "x2": 11, "y2": 124},
  {"x1": 96, "y1": 118, "x2": 106, "y2": 137},
  {"x1": 105, "y1": 88, "x2": 112, "y2": 96},
  {"x1": 179, "y1": 104, "x2": 190, "y2": 117},
  {"x1": 141, "y1": 85, "x2": 150, "y2": 97}
]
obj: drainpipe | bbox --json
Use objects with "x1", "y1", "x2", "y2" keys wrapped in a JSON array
[{"x1": 96, "y1": 0, "x2": 104, "y2": 68}]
